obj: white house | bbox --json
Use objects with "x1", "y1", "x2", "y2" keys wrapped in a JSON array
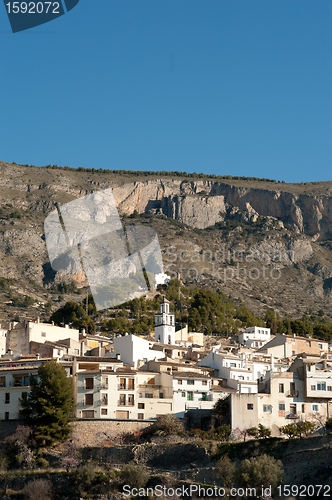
[
  {"x1": 113, "y1": 334, "x2": 164, "y2": 368},
  {"x1": 238, "y1": 326, "x2": 271, "y2": 347},
  {"x1": 7, "y1": 319, "x2": 80, "y2": 356}
]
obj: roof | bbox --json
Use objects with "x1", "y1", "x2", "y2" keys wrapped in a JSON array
[
  {"x1": 172, "y1": 371, "x2": 210, "y2": 379},
  {"x1": 75, "y1": 356, "x2": 123, "y2": 362}
]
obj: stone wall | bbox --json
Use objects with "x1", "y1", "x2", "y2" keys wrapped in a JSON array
[
  {"x1": 0, "y1": 419, "x2": 153, "y2": 448},
  {"x1": 71, "y1": 419, "x2": 152, "y2": 447}
]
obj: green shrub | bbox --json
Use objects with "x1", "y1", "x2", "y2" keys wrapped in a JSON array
[
  {"x1": 120, "y1": 462, "x2": 150, "y2": 489},
  {"x1": 235, "y1": 454, "x2": 284, "y2": 492},
  {"x1": 70, "y1": 463, "x2": 97, "y2": 494},
  {"x1": 154, "y1": 414, "x2": 184, "y2": 435},
  {"x1": 36, "y1": 457, "x2": 49, "y2": 468},
  {"x1": 215, "y1": 456, "x2": 236, "y2": 487}
]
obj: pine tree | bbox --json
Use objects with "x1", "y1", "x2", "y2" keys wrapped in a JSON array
[{"x1": 21, "y1": 360, "x2": 75, "y2": 446}]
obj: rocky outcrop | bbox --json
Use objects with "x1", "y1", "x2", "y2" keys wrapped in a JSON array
[{"x1": 112, "y1": 179, "x2": 332, "y2": 239}]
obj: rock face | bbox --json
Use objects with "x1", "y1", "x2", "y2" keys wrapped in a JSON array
[{"x1": 112, "y1": 179, "x2": 332, "y2": 239}]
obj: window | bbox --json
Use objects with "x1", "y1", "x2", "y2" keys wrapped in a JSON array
[
  {"x1": 120, "y1": 394, "x2": 126, "y2": 405},
  {"x1": 74, "y1": 349, "x2": 79, "y2": 355},
  {"x1": 178, "y1": 379, "x2": 182, "y2": 385},
  {"x1": 82, "y1": 410, "x2": 94, "y2": 418},
  {"x1": 85, "y1": 378, "x2": 94, "y2": 390},
  {"x1": 159, "y1": 392, "x2": 164, "y2": 399},
  {"x1": 312, "y1": 405, "x2": 319, "y2": 412},
  {"x1": 5, "y1": 393, "x2": 10, "y2": 404},
  {"x1": 187, "y1": 392, "x2": 193, "y2": 401},
  {"x1": 145, "y1": 393, "x2": 153, "y2": 399},
  {"x1": 318, "y1": 344, "x2": 323, "y2": 349},
  {"x1": 202, "y1": 380, "x2": 207, "y2": 386},
  {"x1": 138, "y1": 403, "x2": 145, "y2": 409},
  {"x1": 5, "y1": 412, "x2": 9, "y2": 421},
  {"x1": 138, "y1": 413, "x2": 144, "y2": 420},
  {"x1": 230, "y1": 363, "x2": 236, "y2": 367},
  {"x1": 101, "y1": 394, "x2": 108, "y2": 406},
  {"x1": 119, "y1": 378, "x2": 126, "y2": 390},
  {"x1": 279, "y1": 383, "x2": 284, "y2": 393},
  {"x1": 41, "y1": 332, "x2": 46, "y2": 337},
  {"x1": 128, "y1": 379, "x2": 134, "y2": 390},
  {"x1": 311, "y1": 385, "x2": 316, "y2": 390},
  {"x1": 263, "y1": 405, "x2": 271, "y2": 412},
  {"x1": 187, "y1": 380, "x2": 194, "y2": 385},
  {"x1": 101, "y1": 409, "x2": 108, "y2": 415},
  {"x1": 0, "y1": 377, "x2": 5, "y2": 387},
  {"x1": 128, "y1": 394, "x2": 134, "y2": 406},
  {"x1": 85, "y1": 394, "x2": 93, "y2": 406},
  {"x1": 181, "y1": 391, "x2": 186, "y2": 397},
  {"x1": 279, "y1": 403, "x2": 285, "y2": 411},
  {"x1": 101, "y1": 377, "x2": 108, "y2": 389},
  {"x1": 302, "y1": 404, "x2": 305, "y2": 413},
  {"x1": 247, "y1": 404, "x2": 253, "y2": 410},
  {"x1": 21, "y1": 392, "x2": 28, "y2": 401},
  {"x1": 14, "y1": 377, "x2": 23, "y2": 387},
  {"x1": 328, "y1": 386, "x2": 332, "y2": 391},
  {"x1": 317, "y1": 382, "x2": 326, "y2": 391}
]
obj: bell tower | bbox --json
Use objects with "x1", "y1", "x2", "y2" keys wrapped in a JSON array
[{"x1": 154, "y1": 297, "x2": 175, "y2": 344}]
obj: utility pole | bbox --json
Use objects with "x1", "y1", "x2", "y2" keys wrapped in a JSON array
[{"x1": 86, "y1": 287, "x2": 88, "y2": 316}]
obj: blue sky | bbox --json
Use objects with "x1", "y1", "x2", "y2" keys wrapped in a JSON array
[{"x1": 1, "y1": 0, "x2": 331, "y2": 183}]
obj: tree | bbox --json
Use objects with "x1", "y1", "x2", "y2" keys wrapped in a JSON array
[
  {"x1": 296, "y1": 420, "x2": 315, "y2": 438},
  {"x1": 326, "y1": 417, "x2": 332, "y2": 433},
  {"x1": 21, "y1": 360, "x2": 75, "y2": 446},
  {"x1": 154, "y1": 414, "x2": 184, "y2": 435},
  {"x1": 258, "y1": 423, "x2": 271, "y2": 438},
  {"x1": 213, "y1": 396, "x2": 230, "y2": 425},
  {"x1": 279, "y1": 423, "x2": 298, "y2": 439},
  {"x1": 235, "y1": 454, "x2": 284, "y2": 494},
  {"x1": 266, "y1": 316, "x2": 277, "y2": 334},
  {"x1": 215, "y1": 456, "x2": 236, "y2": 487},
  {"x1": 247, "y1": 427, "x2": 260, "y2": 439}
]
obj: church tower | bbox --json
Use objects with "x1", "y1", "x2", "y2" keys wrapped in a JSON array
[{"x1": 154, "y1": 297, "x2": 175, "y2": 344}]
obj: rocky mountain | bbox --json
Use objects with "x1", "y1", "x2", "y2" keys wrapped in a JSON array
[{"x1": 0, "y1": 160, "x2": 331, "y2": 323}]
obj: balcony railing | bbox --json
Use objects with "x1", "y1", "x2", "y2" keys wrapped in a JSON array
[{"x1": 286, "y1": 390, "x2": 299, "y2": 397}]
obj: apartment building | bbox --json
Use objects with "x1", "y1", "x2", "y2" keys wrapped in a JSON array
[
  {"x1": 113, "y1": 334, "x2": 164, "y2": 368},
  {"x1": 238, "y1": 326, "x2": 271, "y2": 348},
  {"x1": 7, "y1": 319, "x2": 80, "y2": 356},
  {"x1": 198, "y1": 349, "x2": 272, "y2": 393},
  {"x1": 231, "y1": 356, "x2": 332, "y2": 435},
  {"x1": 0, "y1": 358, "x2": 49, "y2": 420},
  {"x1": 259, "y1": 334, "x2": 328, "y2": 358},
  {"x1": 172, "y1": 371, "x2": 225, "y2": 418}
]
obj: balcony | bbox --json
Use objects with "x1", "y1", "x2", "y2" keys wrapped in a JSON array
[
  {"x1": 286, "y1": 390, "x2": 299, "y2": 397},
  {"x1": 286, "y1": 413, "x2": 299, "y2": 419}
]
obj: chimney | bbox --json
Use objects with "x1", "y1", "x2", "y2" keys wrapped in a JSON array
[
  {"x1": 36, "y1": 354, "x2": 40, "y2": 360},
  {"x1": 81, "y1": 328, "x2": 86, "y2": 335},
  {"x1": 116, "y1": 353, "x2": 121, "y2": 360}
]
